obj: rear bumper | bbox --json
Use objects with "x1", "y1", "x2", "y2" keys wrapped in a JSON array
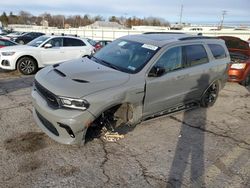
[{"x1": 32, "y1": 89, "x2": 95, "y2": 145}]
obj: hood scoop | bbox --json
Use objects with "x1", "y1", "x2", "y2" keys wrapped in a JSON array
[
  {"x1": 72, "y1": 79, "x2": 89, "y2": 83},
  {"x1": 54, "y1": 69, "x2": 66, "y2": 77}
]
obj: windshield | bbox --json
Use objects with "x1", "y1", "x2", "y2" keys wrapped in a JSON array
[
  {"x1": 93, "y1": 39, "x2": 159, "y2": 73},
  {"x1": 27, "y1": 36, "x2": 50, "y2": 47}
]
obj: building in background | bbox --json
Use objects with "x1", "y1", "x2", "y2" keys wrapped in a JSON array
[{"x1": 84, "y1": 21, "x2": 125, "y2": 29}]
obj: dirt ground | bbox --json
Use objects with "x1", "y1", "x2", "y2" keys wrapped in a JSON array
[{"x1": 0, "y1": 69, "x2": 250, "y2": 188}]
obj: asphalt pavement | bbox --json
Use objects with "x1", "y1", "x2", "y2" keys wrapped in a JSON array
[{"x1": 0, "y1": 69, "x2": 250, "y2": 188}]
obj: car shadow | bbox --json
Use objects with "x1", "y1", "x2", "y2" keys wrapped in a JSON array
[{"x1": 167, "y1": 74, "x2": 210, "y2": 187}]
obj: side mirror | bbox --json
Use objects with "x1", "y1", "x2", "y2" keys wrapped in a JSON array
[
  {"x1": 148, "y1": 66, "x2": 165, "y2": 77},
  {"x1": 44, "y1": 43, "x2": 52, "y2": 49}
]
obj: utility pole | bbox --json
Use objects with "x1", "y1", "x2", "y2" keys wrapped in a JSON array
[
  {"x1": 219, "y1": 10, "x2": 227, "y2": 30},
  {"x1": 179, "y1": 4, "x2": 183, "y2": 27}
]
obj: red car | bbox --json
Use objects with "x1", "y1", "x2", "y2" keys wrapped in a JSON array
[
  {"x1": 218, "y1": 36, "x2": 250, "y2": 86},
  {"x1": 0, "y1": 38, "x2": 18, "y2": 48}
]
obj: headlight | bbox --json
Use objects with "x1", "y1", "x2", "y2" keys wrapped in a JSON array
[
  {"x1": 231, "y1": 63, "x2": 246, "y2": 69},
  {"x1": 60, "y1": 97, "x2": 89, "y2": 110},
  {"x1": 1, "y1": 52, "x2": 16, "y2": 56}
]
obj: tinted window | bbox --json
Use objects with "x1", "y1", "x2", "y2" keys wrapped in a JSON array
[
  {"x1": 64, "y1": 38, "x2": 86, "y2": 46},
  {"x1": 155, "y1": 46, "x2": 183, "y2": 73},
  {"x1": 0, "y1": 40, "x2": 6, "y2": 46},
  {"x1": 45, "y1": 38, "x2": 63, "y2": 47},
  {"x1": 208, "y1": 44, "x2": 226, "y2": 59},
  {"x1": 0, "y1": 40, "x2": 15, "y2": 46},
  {"x1": 184, "y1": 45, "x2": 208, "y2": 66}
]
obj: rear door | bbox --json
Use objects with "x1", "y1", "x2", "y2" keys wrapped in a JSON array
[
  {"x1": 62, "y1": 38, "x2": 91, "y2": 60},
  {"x1": 143, "y1": 43, "x2": 210, "y2": 117}
]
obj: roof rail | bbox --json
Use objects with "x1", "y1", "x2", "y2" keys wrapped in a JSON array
[
  {"x1": 144, "y1": 32, "x2": 185, "y2": 34},
  {"x1": 179, "y1": 36, "x2": 216, "y2": 41},
  {"x1": 50, "y1": 33, "x2": 78, "y2": 37}
]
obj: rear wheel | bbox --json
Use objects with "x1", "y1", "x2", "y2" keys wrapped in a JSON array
[
  {"x1": 17, "y1": 57, "x2": 38, "y2": 75},
  {"x1": 201, "y1": 81, "x2": 219, "y2": 108},
  {"x1": 240, "y1": 74, "x2": 250, "y2": 86}
]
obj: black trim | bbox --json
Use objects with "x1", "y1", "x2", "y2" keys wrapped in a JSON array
[{"x1": 36, "y1": 110, "x2": 59, "y2": 136}]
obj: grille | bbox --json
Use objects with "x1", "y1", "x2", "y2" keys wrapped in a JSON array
[
  {"x1": 36, "y1": 110, "x2": 59, "y2": 136},
  {"x1": 34, "y1": 80, "x2": 60, "y2": 108}
]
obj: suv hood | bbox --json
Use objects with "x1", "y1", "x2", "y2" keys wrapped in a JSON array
[
  {"x1": 35, "y1": 57, "x2": 130, "y2": 98},
  {"x1": 0, "y1": 45, "x2": 36, "y2": 52}
]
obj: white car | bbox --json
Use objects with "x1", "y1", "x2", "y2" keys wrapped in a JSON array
[{"x1": 0, "y1": 35, "x2": 95, "y2": 75}]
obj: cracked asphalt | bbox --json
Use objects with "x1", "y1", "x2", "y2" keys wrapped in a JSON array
[{"x1": 0, "y1": 69, "x2": 250, "y2": 188}]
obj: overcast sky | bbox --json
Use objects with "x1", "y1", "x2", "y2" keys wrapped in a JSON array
[{"x1": 1, "y1": 0, "x2": 250, "y2": 24}]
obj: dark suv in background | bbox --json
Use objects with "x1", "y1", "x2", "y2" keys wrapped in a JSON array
[{"x1": 11, "y1": 32, "x2": 45, "y2": 44}]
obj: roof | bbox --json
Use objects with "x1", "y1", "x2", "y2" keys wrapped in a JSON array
[
  {"x1": 120, "y1": 34, "x2": 221, "y2": 47},
  {"x1": 120, "y1": 34, "x2": 189, "y2": 47}
]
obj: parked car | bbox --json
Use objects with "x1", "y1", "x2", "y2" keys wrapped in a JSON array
[
  {"x1": 11, "y1": 32, "x2": 45, "y2": 44},
  {"x1": 228, "y1": 53, "x2": 250, "y2": 86},
  {"x1": 218, "y1": 36, "x2": 250, "y2": 56},
  {"x1": 0, "y1": 38, "x2": 18, "y2": 48},
  {"x1": 31, "y1": 34, "x2": 230, "y2": 145},
  {"x1": 96, "y1": 40, "x2": 112, "y2": 49},
  {"x1": 6, "y1": 31, "x2": 27, "y2": 40},
  {"x1": 218, "y1": 36, "x2": 250, "y2": 86},
  {"x1": 86, "y1": 38, "x2": 101, "y2": 51},
  {"x1": 0, "y1": 35, "x2": 95, "y2": 75}
]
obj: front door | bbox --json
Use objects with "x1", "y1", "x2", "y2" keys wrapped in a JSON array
[
  {"x1": 143, "y1": 44, "x2": 210, "y2": 117},
  {"x1": 40, "y1": 37, "x2": 66, "y2": 66}
]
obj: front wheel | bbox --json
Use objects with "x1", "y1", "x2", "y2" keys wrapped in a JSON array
[
  {"x1": 200, "y1": 81, "x2": 219, "y2": 108},
  {"x1": 17, "y1": 57, "x2": 38, "y2": 75}
]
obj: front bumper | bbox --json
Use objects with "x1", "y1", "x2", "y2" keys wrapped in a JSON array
[
  {"x1": 0, "y1": 55, "x2": 16, "y2": 70},
  {"x1": 32, "y1": 89, "x2": 95, "y2": 145}
]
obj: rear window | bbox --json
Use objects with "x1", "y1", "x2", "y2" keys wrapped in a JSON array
[
  {"x1": 208, "y1": 44, "x2": 226, "y2": 59},
  {"x1": 184, "y1": 45, "x2": 209, "y2": 66}
]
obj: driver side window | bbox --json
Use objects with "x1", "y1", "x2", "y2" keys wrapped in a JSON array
[
  {"x1": 44, "y1": 38, "x2": 63, "y2": 48},
  {"x1": 155, "y1": 46, "x2": 183, "y2": 73}
]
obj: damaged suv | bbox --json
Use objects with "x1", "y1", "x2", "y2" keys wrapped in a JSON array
[{"x1": 32, "y1": 34, "x2": 230, "y2": 145}]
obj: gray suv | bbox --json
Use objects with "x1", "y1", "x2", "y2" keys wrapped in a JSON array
[{"x1": 31, "y1": 34, "x2": 230, "y2": 145}]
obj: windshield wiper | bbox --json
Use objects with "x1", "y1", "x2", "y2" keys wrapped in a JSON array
[{"x1": 91, "y1": 56, "x2": 120, "y2": 71}]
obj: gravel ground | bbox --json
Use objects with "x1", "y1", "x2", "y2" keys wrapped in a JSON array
[{"x1": 0, "y1": 69, "x2": 250, "y2": 188}]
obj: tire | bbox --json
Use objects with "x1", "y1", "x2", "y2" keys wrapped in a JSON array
[
  {"x1": 200, "y1": 81, "x2": 219, "y2": 108},
  {"x1": 17, "y1": 57, "x2": 38, "y2": 75},
  {"x1": 240, "y1": 74, "x2": 250, "y2": 86}
]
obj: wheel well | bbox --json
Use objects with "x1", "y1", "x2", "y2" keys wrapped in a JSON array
[
  {"x1": 16, "y1": 55, "x2": 38, "y2": 69},
  {"x1": 84, "y1": 103, "x2": 134, "y2": 142},
  {"x1": 94, "y1": 103, "x2": 134, "y2": 125}
]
